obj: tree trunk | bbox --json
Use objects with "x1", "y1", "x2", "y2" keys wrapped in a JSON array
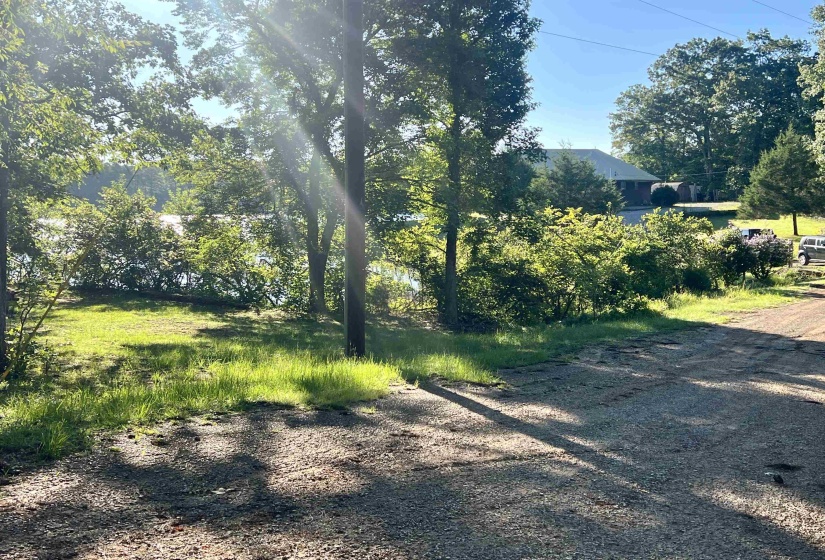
[
  {"x1": 443, "y1": 114, "x2": 461, "y2": 327},
  {"x1": 792, "y1": 212, "x2": 798, "y2": 237},
  {"x1": 442, "y1": 3, "x2": 462, "y2": 328},
  {"x1": 343, "y1": 0, "x2": 367, "y2": 357},
  {"x1": 307, "y1": 249, "x2": 327, "y2": 313},
  {"x1": 0, "y1": 57, "x2": 8, "y2": 370},
  {"x1": 305, "y1": 150, "x2": 328, "y2": 314},
  {"x1": 702, "y1": 128, "x2": 714, "y2": 193}
]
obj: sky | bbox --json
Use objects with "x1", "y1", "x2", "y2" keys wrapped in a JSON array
[{"x1": 122, "y1": 0, "x2": 820, "y2": 153}]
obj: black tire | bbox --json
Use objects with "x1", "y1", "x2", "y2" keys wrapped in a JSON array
[{"x1": 798, "y1": 253, "x2": 810, "y2": 266}]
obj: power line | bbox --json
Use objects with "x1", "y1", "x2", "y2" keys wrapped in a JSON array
[
  {"x1": 538, "y1": 31, "x2": 658, "y2": 56},
  {"x1": 635, "y1": 0, "x2": 740, "y2": 39},
  {"x1": 750, "y1": 0, "x2": 814, "y2": 26}
]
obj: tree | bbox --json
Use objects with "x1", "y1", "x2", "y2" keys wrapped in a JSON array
[
  {"x1": 612, "y1": 32, "x2": 815, "y2": 195},
  {"x1": 527, "y1": 151, "x2": 623, "y2": 214},
  {"x1": 740, "y1": 127, "x2": 823, "y2": 236},
  {"x1": 392, "y1": 0, "x2": 539, "y2": 326},
  {"x1": 650, "y1": 186, "x2": 679, "y2": 208},
  {"x1": 171, "y1": 0, "x2": 415, "y2": 314},
  {"x1": 0, "y1": 0, "x2": 187, "y2": 367},
  {"x1": 801, "y1": 6, "x2": 825, "y2": 166}
]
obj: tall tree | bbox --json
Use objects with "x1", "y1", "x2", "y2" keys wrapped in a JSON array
[
  {"x1": 612, "y1": 32, "x2": 815, "y2": 195},
  {"x1": 171, "y1": 0, "x2": 414, "y2": 313},
  {"x1": 739, "y1": 127, "x2": 823, "y2": 236},
  {"x1": 0, "y1": 0, "x2": 187, "y2": 367},
  {"x1": 393, "y1": 0, "x2": 539, "y2": 326},
  {"x1": 801, "y1": 5, "x2": 825, "y2": 165}
]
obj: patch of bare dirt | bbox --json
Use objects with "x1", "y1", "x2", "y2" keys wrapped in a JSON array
[{"x1": 2, "y1": 295, "x2": 825, "y2": 559}]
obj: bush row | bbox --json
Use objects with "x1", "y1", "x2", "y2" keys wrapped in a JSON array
[
  {"x1": 453, "y1": 210, "x2": 792, "y2": 325},
  {"x1": 13, "y1": 188, "x2": 793, "y2": 325}
]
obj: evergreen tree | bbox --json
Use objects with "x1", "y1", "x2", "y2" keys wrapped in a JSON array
[
  {"x1": 527, "y1": 151, "x2": 624, "y2": 214},
  {"x1": 740, "y1": 127, "x2": 824, "y2": 236}
]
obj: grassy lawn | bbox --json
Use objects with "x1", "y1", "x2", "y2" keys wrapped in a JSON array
[
  {"x1": 732, "y1": 215, "x2": 825, "y2": 240},
  {"x1": 0, "y1": 285, "x2": 809, "y2": 460}
]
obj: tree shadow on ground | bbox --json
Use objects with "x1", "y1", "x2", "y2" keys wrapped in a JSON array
[{"x1": 2, "y1": 299, "x2": 825, "y2": 558}]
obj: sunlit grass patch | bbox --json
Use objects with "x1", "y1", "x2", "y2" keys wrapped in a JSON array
[
  {"x1": 0, "y1": 283, "x2": 809, "y2": 460},
  {"x1": 2, "y1": 349, "x2": 399, "y2": 458},
  {"x1": 658, "y1": 285, "x2": 804, "y2": 323},
  {"x1": 403, "y1": 353, "x2": 500, "y2": 385},
  {"x1": 732, "y1": 215, "x2": 825, "y2": 240}
]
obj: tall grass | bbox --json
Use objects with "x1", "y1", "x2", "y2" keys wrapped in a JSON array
[
  {"x1": 2, "y1": 348, "x2": 398, "y2": 458},
  {"x1": 0, "y1": 284, "x2": 806, "y2": 460}
]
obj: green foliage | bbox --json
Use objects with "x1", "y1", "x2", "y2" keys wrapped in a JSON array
[
  {"x1": 612, "y1": 32, "x2": 816, "y2": 194},
  {"x1": 711, "y1": 227, "x2": 755, "y2": 285},
  {"x1": 388, "y1": 0, "x2": 540, "y2": 324},
  {"x1": 0, "y1": 286, "x2": 804, "y2": 459},
  {"x1": 444, "y1": 209, "x2": 726, "y2": 326},
  {"x1": 746, "y1": 235, "x2": 793, "y2": 280},
  {"x1": 630, "y1": 210, "x2": 715, "y2": 298},
  {"x1": 366, "y1": 267, "x2": 416, "y2": 316},
  {"x1": 650, "y1": 186, "x2": 680, "y2": 207},
  {"x1": 66, "y1": 186, "x2": 184, "y2": 293},
  {"x1": 183, "y1": 219, "x2": 273, "y2": 306},
  {"x1": 44, "y1": 187, "x2": 310, "y2": 309},
  {"x1": 169, "y1": 0, "x2": 421, "y2": 313},
  {"x1": 0, "y1": 0, "x2": 198, "y2": 367},
  {"x1": 5, "y1": 205, "x2": 65, "y2": 378},
  {"x1": 739, "y1": 127, "x2": 824, "y2": 232},
  {"x1": 528, "y1": 151, "x2": 624, "y2": 213}
]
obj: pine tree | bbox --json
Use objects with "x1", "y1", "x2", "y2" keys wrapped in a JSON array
[{"x1": 740, "y1": 126, "x2": 824, "y2": 236}]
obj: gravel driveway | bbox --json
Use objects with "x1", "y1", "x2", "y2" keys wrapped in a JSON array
[{"x1": 2, "y1": 294, "x2": 825, "y2": 559}]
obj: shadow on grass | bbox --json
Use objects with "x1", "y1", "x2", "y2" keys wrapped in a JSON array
[
  {"x1": 0, "y1": 287, "x2": 811, "y2": 462},
  {"x1": 2, "y1": 313, "x2": 825, "y2": 558}
]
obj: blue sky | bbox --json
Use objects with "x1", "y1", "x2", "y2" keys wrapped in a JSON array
[{"x1": 123, "y1": 0, "x2": 819, "y2": 152}]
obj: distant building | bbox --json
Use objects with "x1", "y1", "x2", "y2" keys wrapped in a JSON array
[
  {"x1": 540, "y1": 149, "x2": 660, "y2": 206},
  {"x1": 652, "y1": 182, "x2": 700, "y2": 202}
]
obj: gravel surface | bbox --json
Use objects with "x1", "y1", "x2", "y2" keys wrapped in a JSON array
[{"x1": 2, "y1": 294, "x2": 825, "y2": 559}]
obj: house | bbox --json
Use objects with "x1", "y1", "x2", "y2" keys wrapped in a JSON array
[
  {"x1": 540, "y1": 149, "x2": 660, "y2": 206},
  {"x1": 652, "y1": 181, "x2": 700, "y2": 202}
]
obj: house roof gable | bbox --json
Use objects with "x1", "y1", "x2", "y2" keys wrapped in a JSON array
[{"x1": 541, "y1": 149, "x2": 660, "y2": 182}]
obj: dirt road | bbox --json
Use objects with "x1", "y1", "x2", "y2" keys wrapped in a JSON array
[{"x1": 2, "y1": 294, "x2": 825, "y2": 559}]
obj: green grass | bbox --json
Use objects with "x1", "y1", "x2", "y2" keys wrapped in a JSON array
[
  {"x1": 732, "y1": 215, "x2": 825, "y2": 241},
  {"x1": 0, "y1": 284, "x2": 808, "y2": 460}
]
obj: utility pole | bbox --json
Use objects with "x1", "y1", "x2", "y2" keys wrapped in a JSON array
[
  {"x1": 343, "y1": 0, "x2": 366, "y2": 357},
  {"x1": 0, "y1": 139, "x2": 7, "y2": 371},
  {"x1": 0, "y1": 52, "x2": 9, "y2": 370}
]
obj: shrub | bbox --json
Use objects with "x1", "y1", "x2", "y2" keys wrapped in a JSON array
[
  {"x1": 682, "y1": 268, "x2": 713, "y2": 293},
  {"x1": 66, "y1": 186, "x2": 185, "y2": 292},
  {"x1": 747, "y1": 235, "x2": 792, "y2": 280},
  {"x1": 651, "y1": 186, "x2": 680, "y2": 207},
  {"x1": 182, "y1": 219, "x2": 272, "y2": 306},
  {"x1": 366, "y1": 267, "x2": 416, "y2": 316},
  {"x1": 636, "y1": 210, "x2": 715, "y2": 295},
  {"x1": 710, "y1": 228, "x2": 755, "y2": 286}
]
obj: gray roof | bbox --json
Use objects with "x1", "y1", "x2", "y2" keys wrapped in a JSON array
[{"x1": 541, "y1": 149, "x2": 660, "y2": 182}]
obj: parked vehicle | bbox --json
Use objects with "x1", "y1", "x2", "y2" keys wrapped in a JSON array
[
  {"x1": 740, "y1": 228, "x2": 775, "y2": 240},
  {"x1": 797, "y1": 236, "x2": 825, "y2": 265}
]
